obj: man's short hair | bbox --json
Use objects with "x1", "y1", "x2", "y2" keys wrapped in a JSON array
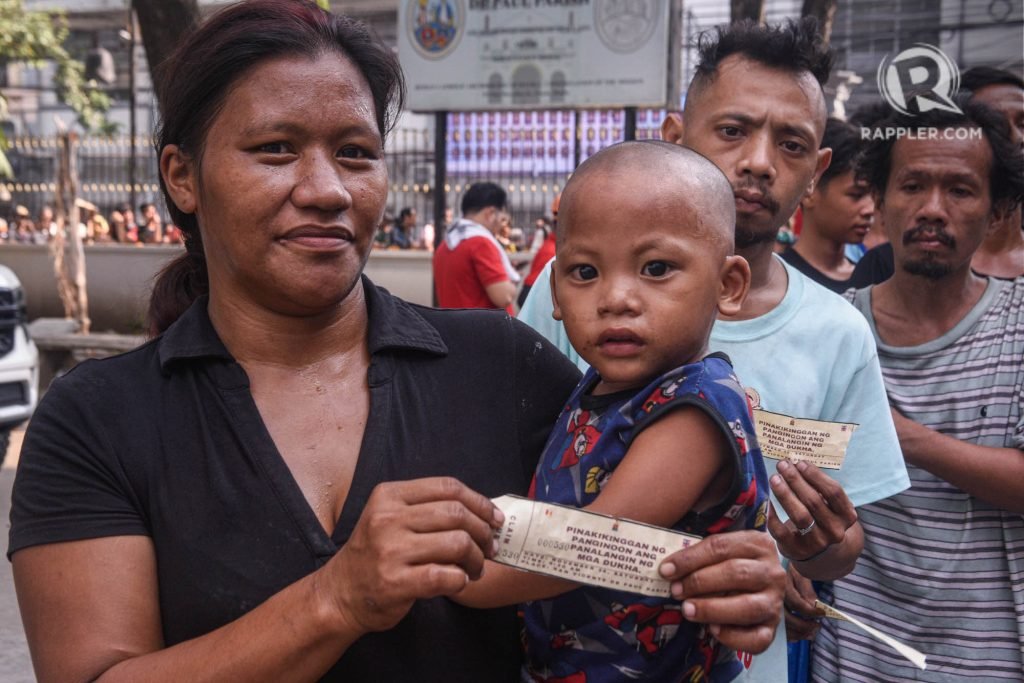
[
  {"x1": 819, "y1": 118, "x2": 865, "y2": 188},
  {"x1": 461, "y1": 182, "x2": 507, "y2": 215},
  {"x1": 692, "y1": 17, "x2": 833, "y2": 92},
  {"x1": 961, "y1": 66, "x2": 1024, "y2": 94},
  {"x1": 859, "y1": 99, "x2": 1024, "y2": 214}
]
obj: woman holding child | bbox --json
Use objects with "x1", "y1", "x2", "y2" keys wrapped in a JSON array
[{"x1": 8, "y1": 2, "x2": 783, "y2": 681}]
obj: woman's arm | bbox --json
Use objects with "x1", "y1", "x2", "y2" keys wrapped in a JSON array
[
  {"x1": 15, "y1": 536, "x2": 355, "y2": 683},
  {"x1": 13, "y1": 478, "x2": 501, "y2": 683},
  {"x1": 454, "y1": 407, "x2": 732, "y2": 608}
]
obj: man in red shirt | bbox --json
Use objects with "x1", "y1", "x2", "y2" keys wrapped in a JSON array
[
  {"x1": 517, "y1": 193, "x2": 560, "y2": 309},
  {"x1": 434, "y1": 182, "x2": 520, "y2": 313}
]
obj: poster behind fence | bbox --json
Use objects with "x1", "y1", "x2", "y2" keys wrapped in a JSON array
[{"x1": 399, "y1": 0, "x2": 679, "y2": 112}]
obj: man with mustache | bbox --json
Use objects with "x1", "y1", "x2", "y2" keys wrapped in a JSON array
[
  {"x1": 518, "y1": 19, "x2": 909, "y2": 681},
  {"x1": 847, "y1": 66, "x2": 1024, "y2": 285},
  {"x1": 813, "y1": 103, "x2": 1024, "y2": 681}
]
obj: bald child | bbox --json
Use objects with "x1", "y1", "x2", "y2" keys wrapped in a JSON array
[{"x1": 454, "y1": 142, "x2": 770, "y2": 683}]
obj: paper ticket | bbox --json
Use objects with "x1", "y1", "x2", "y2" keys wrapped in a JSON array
[
  {"x1": 489, "y1": 495, "x2": 701, "y2": 597},
  {"x1": 753, "y1": 409, "x2": 858, "y2": 470},
  {"x1": 814, "y1": 600, "x2": 927, "y2": 670}
]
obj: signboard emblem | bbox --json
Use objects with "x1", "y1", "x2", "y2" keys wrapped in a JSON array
[
  {"x1": 594, "y1": 0, "x2": 661, "y2": 54},
  {"x1": 398, "y1": 0, "x2": 676, "y2": 110},
  {"x1": 408, "y1": 0, "x2": 465, "y2": 60}
]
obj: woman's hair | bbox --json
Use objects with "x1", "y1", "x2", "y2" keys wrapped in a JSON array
[{"x1": 147, "y1": 0, "x2": 405, "y2": 336}]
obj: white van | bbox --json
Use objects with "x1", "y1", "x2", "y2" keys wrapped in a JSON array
[{"x1": 0, "y1": 264, "x2": 39, "y2": 465}]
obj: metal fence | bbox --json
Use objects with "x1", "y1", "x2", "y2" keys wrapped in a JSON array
[
  {"x1": 2, "y1": 135, "x2": 163, "y2": 222},
  {"x1": 388, "y1": 108, "x2": 665, "y2": 246},
  {"x1": 3, "y1": 107, "x2": 667, "y2": 243}
]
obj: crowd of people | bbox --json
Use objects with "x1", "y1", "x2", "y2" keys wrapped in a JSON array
[
  {"x1": 373, "y1": 204, "x2": 536, "y2": 254},
  {"x1": 6, "y1": 1, "x2": 1023, "y2": 683},
  {"x1": 0, "y1": 201, "x2": 184, "y2": 246}
]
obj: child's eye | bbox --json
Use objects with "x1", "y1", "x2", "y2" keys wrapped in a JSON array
[
  {"x1": 256, "y1": 142, "x2": 292, "y2": 155},
  {"x1": 571, "y1": 264, "x2": 598, "y2": 281},
  {"x1": 641, "y1": 261, "x2": 671, "y2": 277}
]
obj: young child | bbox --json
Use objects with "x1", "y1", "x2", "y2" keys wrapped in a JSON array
[{"x1": 454, "y1": 141, "x2": 770, "y2": 682}]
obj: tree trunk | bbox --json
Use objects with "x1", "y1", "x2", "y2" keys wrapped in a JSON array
[
  {"x1": 132, "y1": 0, "x2": 200, "y2": 80},
  {"x1": 49, "y1": 218, "x2": 74, "y2": 321},
  {"x1": 53, "y1": 131, "x2": 90, "y2": 334},
  {"x1": 731, "y1": 0, "x2": 766, "y2": 24},
  {"x1": 801, "y1": 0, "x2": 839, "y2": 45}
]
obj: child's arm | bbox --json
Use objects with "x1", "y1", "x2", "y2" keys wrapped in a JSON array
[{"x1": 453, "y1": 407, "x2": 733, "y2": 608}]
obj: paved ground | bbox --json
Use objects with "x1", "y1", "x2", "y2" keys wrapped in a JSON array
[{"x1": 1, "y1": 427, "x2": 37, "y2": 682}]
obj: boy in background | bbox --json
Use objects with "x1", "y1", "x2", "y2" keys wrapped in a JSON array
[{"x1": 782, "y1": 118, "x2": 874, "y2": 292}]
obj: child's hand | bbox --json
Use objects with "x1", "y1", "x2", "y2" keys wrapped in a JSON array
[{"x1": 658, "y1": 530, "x2": 785, "y2": 654}]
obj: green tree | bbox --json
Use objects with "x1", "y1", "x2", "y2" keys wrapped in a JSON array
[{"x1": 0, "y1": 0, "x2": 112, "y2": 177}]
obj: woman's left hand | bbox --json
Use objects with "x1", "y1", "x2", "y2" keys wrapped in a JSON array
[{"x1": 658, "y1": 530, "x2": 785, "y2": 654}]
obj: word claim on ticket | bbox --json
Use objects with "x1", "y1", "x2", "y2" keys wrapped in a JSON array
[{"x1": 489, "y1": 495, "x2": 702, "y2": 597}]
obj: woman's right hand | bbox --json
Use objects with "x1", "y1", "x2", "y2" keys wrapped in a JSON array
[{"x1": 321, "y1": 477, "x2": 504, "y2": 634}]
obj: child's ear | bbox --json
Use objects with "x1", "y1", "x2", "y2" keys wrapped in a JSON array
[
  {"x1": 717, "y1": 255, "x2": 751, "y2": 317},
  {"x1": 160, "y1": 144, "x2": 198, "y2": 215},
  {"x1": 549, "y1": 266, "x2": 563, "y2": 321}
]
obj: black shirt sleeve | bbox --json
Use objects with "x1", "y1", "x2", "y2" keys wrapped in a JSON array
[
  {"x1": 509, "y1": 317, "x2": 582, "y2": 483},
  {"x1": 8, "y1": 362, "x2": 148, "y2": 559},
  {"x1": 848, "y1": 242, "x2": 894, "y2": 289}
]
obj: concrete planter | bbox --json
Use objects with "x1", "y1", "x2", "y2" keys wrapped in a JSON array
[{"x1": 0, "y1": 244, "x2": 531, "y2": 333}]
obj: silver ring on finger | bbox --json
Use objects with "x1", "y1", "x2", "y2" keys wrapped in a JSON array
[{"x1": 796, "y1": 520, "x2": 816, "y2": 536}]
